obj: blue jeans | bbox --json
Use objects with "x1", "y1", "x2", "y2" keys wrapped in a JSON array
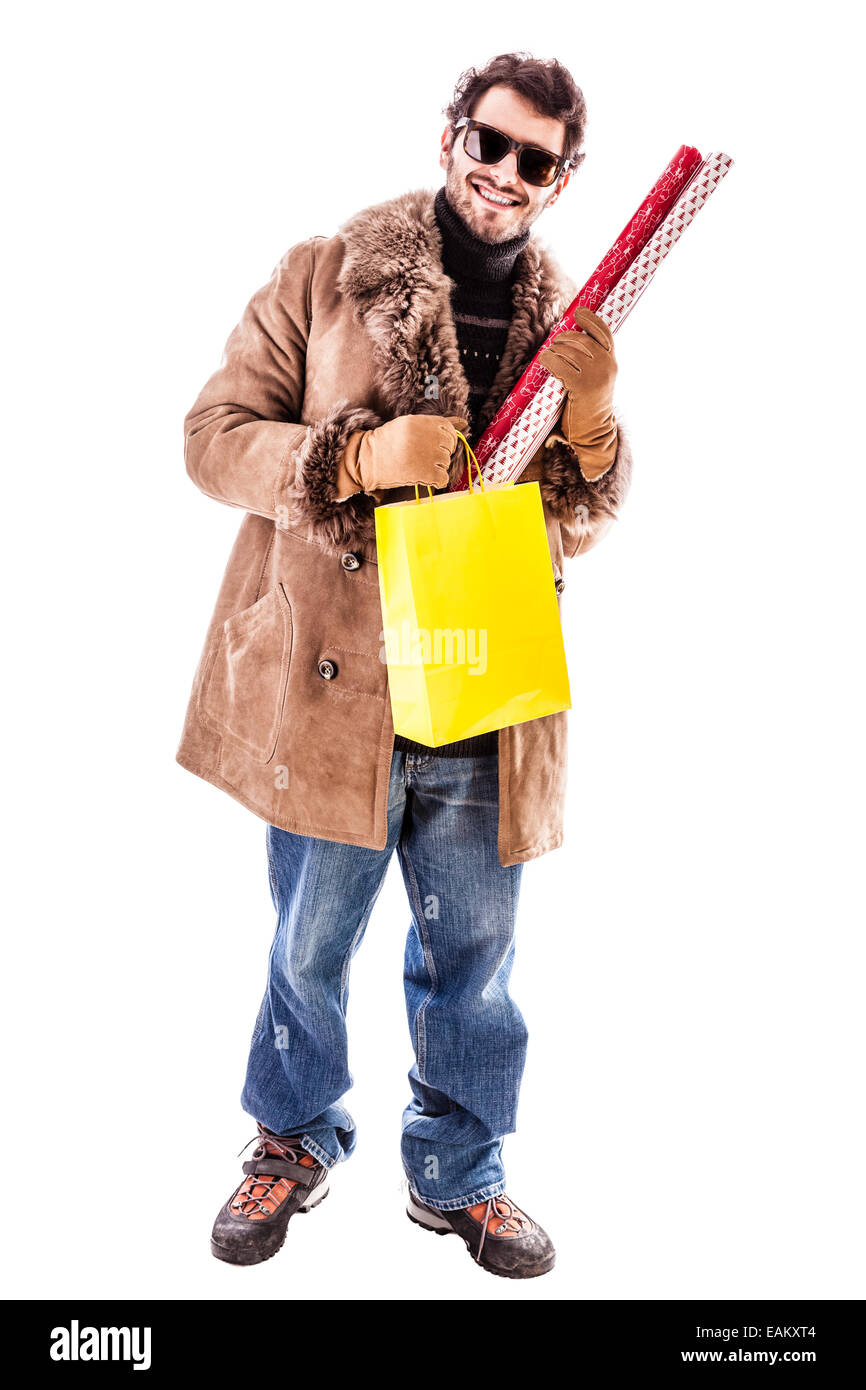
[{"x1": 240, "y1": 748, "x2": 527, "y2": 1210}]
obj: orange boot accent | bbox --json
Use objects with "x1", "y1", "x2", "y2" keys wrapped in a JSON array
[{"x1": 465, "y1": 1196, "x2": 532, "y2": 1239}]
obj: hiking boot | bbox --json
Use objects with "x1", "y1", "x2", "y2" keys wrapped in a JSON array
[
  {"x1": 211, "y1": 1122, "x2": 330, "y2": 1266},
  {"x1": 407, "y1": 1187, "x2": 555, "y2": 1279}
]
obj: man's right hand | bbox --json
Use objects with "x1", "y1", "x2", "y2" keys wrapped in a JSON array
[{"x1": 340, "y1": 414, "x2": 468, "y2": 495}]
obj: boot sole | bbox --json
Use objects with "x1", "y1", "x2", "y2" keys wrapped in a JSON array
[
  {"x1": 211, "y1": 1173, "x2": 330, "y2": 1267},
  {"x1": 406, "y1": 1193, "x2": 555, "y2": 1279}
]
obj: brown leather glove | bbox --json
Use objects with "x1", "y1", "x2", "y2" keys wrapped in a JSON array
[
  {"x1": 537, "y1": 307, "x2": 618, "y2": 481},
  {"x1": 335, "y1": 414, "x2": 468, "y2": 499}
]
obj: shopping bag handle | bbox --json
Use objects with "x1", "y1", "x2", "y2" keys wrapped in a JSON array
[{"x1": 413, "y1": 427, "x2": 485, "y2": 503}]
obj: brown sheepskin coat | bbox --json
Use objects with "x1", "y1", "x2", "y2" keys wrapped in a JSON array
[{"x1": 175, "y1": 187, "x2": 633, "y2": 865}]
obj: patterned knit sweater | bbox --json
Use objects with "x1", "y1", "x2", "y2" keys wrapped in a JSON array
[{"x1": 392, "y1": 185, "x2": 530, "y2": 760}]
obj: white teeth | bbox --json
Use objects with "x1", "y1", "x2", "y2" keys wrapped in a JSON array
[{"x1": 473, "y1": 182, "x2": 518, "y2": 207}]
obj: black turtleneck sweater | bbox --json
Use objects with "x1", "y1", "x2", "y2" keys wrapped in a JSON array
[
  {"x1": 392, "y1": 185, "x2": 530, "y2": 762},
  {"x1": 433, "y1": 182, "x2": 530, "y2": 440}
]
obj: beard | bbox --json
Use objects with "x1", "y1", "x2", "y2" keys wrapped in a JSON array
[{"x1": 444, "y1": 153, "x2": 541, "y2": 243}]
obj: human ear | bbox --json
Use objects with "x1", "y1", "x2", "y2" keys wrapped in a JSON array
[
  {"x1": 547, "y1": 170, "x2": 571, "y2": 208},
  {"x1": 439, "y1": 126, "x2": 454, "y2": 169}
]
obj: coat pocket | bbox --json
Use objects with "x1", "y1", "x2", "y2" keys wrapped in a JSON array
[{"x1": 199, "y1": 585, "x2": 293, "y2": 764}]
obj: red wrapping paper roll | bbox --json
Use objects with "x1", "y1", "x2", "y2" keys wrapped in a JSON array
[{"x1": 450, "y1": 143, "x2": 704, "y2": 491}]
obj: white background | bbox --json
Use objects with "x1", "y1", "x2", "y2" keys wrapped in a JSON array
[{"x1": 2, "y1": 0, "x2": 863, "y2": 1302}]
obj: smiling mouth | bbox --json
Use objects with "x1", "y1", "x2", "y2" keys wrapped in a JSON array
[{"x1": 471, "y1": 179, "x2": 521, "y2": 208}]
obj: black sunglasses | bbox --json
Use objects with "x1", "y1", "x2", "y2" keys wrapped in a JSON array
[{"x1": 453, "y1": 116, "x2": 575, "y2": 189}]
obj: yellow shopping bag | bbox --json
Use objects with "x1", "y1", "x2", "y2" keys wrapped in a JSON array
[{"x1": 374, "y1": 430, "x2": 571, "y2": 746}]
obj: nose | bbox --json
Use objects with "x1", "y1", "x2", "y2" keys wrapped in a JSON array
[{"x1": 491, "y1": 149, "x2": 520, "y2": 183}]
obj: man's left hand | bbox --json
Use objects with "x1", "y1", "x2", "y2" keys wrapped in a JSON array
[{"x1": 538, "y1": 307, "x2": 618, "y2": 480}]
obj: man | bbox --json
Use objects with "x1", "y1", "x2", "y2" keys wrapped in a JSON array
[{"x1": 176, "y1": 52, "x2": 633, "y2": 1279}]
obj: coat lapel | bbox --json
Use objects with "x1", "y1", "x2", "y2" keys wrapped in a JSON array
[{"x1": 336, "y1": 187, "x2": 573, "y2": 481}]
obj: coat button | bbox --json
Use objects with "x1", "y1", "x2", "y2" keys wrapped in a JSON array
[
  {"x1": 340, "y1": 552, "x2": 361, "y2": 570},
  {"x1": 555, "y1": 577, "x2": 565, "y2": 593},
  {"x1": 318, "y1": 659, "x2": 338, "y2": 680}
]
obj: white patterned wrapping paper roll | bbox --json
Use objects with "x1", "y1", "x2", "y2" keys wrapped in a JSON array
[{"x1": 482, "y1": 151, "x2": 734, "y2": 485}]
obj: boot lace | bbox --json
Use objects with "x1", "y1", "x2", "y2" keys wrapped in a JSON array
[
  {"x1": 473, "y1": 1194, "x2": 532, "y2": 1263},
  {"x1": 231, "y1": 1123, "x2": 312, "y2": 1218}
]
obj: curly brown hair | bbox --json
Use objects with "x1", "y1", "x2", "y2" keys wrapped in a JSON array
[{"x1": 443, "y1": 51, "x2": 587, "y2": 171}]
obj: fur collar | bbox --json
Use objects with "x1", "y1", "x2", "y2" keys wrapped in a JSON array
[{"x1": 335, "y1": 186, "x2": 576, "y2": 445}]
